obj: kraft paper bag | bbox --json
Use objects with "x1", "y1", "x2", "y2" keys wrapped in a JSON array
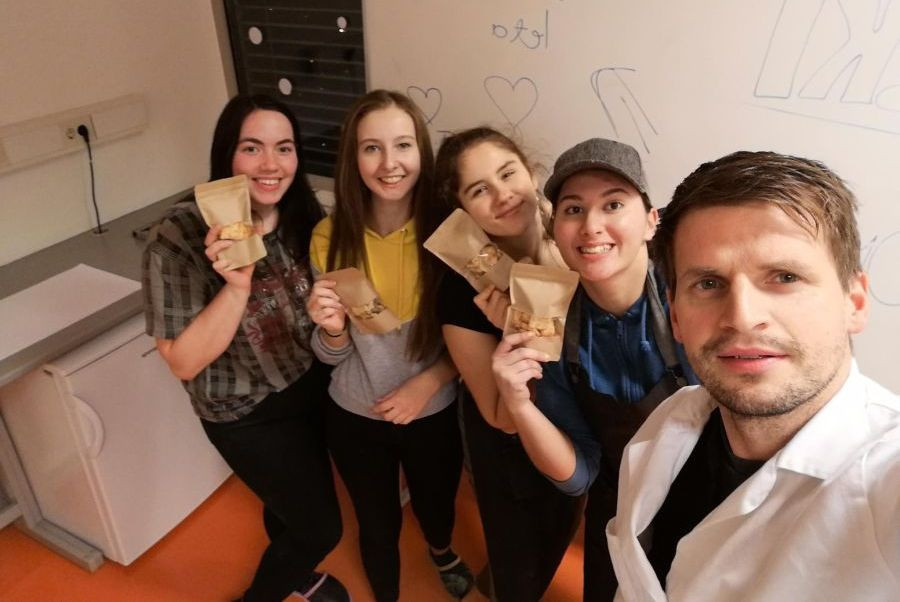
[
  {"x1": 502, "y1": 262, "x2": 579, "y2": 361},
  {"x1": 322, "y1": 267, "x2": 402, "y2": 334},
  {"x1": 424, "y1": 208, "x2": 515, "y2": 292},
  {"x1": 194, "y1": 174, "x2": 266, "y2": 270}
]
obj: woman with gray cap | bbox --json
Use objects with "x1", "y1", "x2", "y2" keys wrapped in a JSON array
[{"x1": 492, "y1": 138, "x2": 698, "y2": 600}]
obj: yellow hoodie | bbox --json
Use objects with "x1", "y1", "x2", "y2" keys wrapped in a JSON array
[{"x1": 309, "y1": 215, "x2": 419, "y2": 323}]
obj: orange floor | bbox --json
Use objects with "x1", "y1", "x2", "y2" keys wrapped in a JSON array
[{"x1": 0, "y1": 473, "x2": 583, "y2": 601}]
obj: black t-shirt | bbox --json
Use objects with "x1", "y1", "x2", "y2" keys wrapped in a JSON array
[
  {"x1": 436, "y1": 270, "x2": 502, "y2": 338},
  {"x1": 647, "y1": 408, "x2": 764, "y2": 582}
]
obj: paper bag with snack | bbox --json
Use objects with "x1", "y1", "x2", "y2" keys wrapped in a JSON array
[
  {"x1": 424, "y1": 208, "x2": 515, "y2": 292},
  {"x1": 323, "y1": 267, "x2": 402, "y2": 334},
  {"x1": 194, "y1": 174, "x2": 267, "y2": 270},
  {"x1": 503, "y1": 263, "x2": 579, "y2": 361}
]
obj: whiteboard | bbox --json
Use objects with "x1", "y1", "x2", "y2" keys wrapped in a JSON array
[{"x1": 364, "y1": 0, "x2": 900, "y2": 393}]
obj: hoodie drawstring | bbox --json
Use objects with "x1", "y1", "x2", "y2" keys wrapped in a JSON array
[{"x1": 639, "y1": 299, "x2": 652, "y2": 353}]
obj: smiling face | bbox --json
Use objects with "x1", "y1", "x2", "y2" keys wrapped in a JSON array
[
  {"x1": 669, "y1": 202, "x2": 868, "y2": 418},
  {"x1": 552, "y1": 169, "x2": 658, "y2": 288},
  {"x1": 230, "y1": 109, "x2": 298, "y2": 211},
  {"x1": 355, "y1": 105, "x2": 421, "y2": 210},
  {"x1": 455, "y1": 141, "x2": 538, "y2": 238}
]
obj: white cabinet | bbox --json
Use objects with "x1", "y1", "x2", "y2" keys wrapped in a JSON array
[{"x1": 0, "y1": 315, "x2": 230, "y2": 565}]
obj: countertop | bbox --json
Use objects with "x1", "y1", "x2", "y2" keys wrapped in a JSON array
[
  {"x1": 0, "y1": 175, "x2": 335, "y2": 389},
  {"x1": 0, "y1": 192, "x2": 183, "y2": 387}
]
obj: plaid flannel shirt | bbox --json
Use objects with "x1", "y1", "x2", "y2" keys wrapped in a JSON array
[{"x1": 142, "y1": 201, "x2": 315, "y2": 422}]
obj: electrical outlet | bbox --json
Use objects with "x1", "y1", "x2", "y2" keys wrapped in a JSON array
[
  {"x1": 61, "y1": 116, "x2": 96, "y2": 148},
  {"x1": 0, "y1": 93, "x2": 146, "y2": 174}
]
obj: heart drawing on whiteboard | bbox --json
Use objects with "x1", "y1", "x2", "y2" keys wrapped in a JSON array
[
  {"x1": 483, "y1": 76, "x2": 539, "y2": 130},
  {"x1": 407, "y1": 86, "x2": 443, "y2": 125}
]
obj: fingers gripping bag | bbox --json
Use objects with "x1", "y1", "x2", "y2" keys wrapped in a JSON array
[
  {"x1": 424, "y1": 208, "x2": 516, "y2": 292},
  {"x1": 322, "y1": 267, "x2": 402, "y2": 334},
  {"x1": 502, "y1": 263, "x2": 579, "y2": 361},
  {"x1": 194, "y1": 174, "x2": 267, "y2": 270}
]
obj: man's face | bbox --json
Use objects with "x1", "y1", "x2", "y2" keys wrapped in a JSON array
[{"x1": 669, "y1": 202, "x2": 868, "y2": 418}]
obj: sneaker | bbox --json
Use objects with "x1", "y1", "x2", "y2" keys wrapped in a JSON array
[
  {"x1": 291, "y1": 572, "x2": 351, "y2": 602},
  {"x1": 429, "y1": 548, "x2": 474, "y2": 600}
]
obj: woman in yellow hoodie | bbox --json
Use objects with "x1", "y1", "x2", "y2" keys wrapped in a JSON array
[{"x1": 305, "y1": 90, "x2": 473, "y2": 602}]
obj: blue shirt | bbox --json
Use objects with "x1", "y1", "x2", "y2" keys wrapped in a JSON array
[{"x1": 535, "y1": 288, "x2": 698, "y2": 495}]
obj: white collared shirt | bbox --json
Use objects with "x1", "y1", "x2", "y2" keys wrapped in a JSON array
[{"x1": 607, "y1": 362, "x2": 900, "y2": 601}]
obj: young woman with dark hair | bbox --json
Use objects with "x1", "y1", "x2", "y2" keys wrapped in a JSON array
[
  {"x1": 422, "y1": 127, "x2": 584, "y2": 602},
  {"x1": 305, "y1": 90, "x2": 473, "y2": 602},
  {"x1": 142, "y1": 94, "x2": 347, "y2": 602},
  {"x1": 492, "y1": 138, "x2": 699, "y2": 601}
]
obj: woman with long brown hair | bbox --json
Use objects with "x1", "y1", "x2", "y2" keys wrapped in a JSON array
[{"x1": 305, "y1": 90, "x2": 473, "y2": 602}]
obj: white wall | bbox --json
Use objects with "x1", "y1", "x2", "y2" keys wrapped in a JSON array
[
  {"x1": 364, "y1": 0, "x2": 900, "y2": 393},
  {"x1": 0, "y1": 1, "x2": 230, "y2": 265}
]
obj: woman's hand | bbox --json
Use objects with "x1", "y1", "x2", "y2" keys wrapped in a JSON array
[
  {"x1": 473, "y1": 284, "x2": 510, "y2": 331},
  {"x1": 492, "y1": 331, "x2": 550, "y2": 412},
  {"x1": 372, "y1": 372, "x2": 433, "y2": 424},
  {"x1": 372, "y1": 353, "x2": 457, "y2": 425},
  {"x1": 306, "y1": 279, "x2": 347, "y2": 335},
  {"x1": 204, "y1": 225, "x2": 255, "y2": 291}
]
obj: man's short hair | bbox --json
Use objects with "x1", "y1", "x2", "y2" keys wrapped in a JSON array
[{"x1": 655, "y1": 151, "x2": 861, "y2": 291}]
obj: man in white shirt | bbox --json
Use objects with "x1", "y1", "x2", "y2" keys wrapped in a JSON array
[{"x1": 606, "y1": 150, "x2": 900, "y2": 601}]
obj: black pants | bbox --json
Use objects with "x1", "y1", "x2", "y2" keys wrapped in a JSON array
[
  {"x1": 201, "y1": 361, "x2": 341, "y2": 602},
  {"x1": 326, "y1": 400, "x2": 463, "y2": 602},
  {"x1": 462, "y1": 390, "x2": 585, "y2": 602},
  {"x1": 583, "y1": 476, "x2": 620, "y2": 602}
]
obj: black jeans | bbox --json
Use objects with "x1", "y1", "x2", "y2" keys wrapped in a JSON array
[
  {"x1": 583, "y1": 478, "x2": 619, "y2": 601},
  {"x1": 461, "y1": 389, "x2": 585, "y2": 602},
  {"x1": 326, "y1": 400, "x2": 463, "y2": 602},
  {"x1": 201, "y1": 361, "x2": 341, "y2": 602}
]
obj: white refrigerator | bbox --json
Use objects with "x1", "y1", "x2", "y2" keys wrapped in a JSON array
[{"x1": 0, "y1": 314, "x2": 231, "y2": 565}]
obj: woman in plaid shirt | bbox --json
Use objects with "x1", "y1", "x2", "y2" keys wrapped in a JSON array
[{"x1": 142, "y1": 95, "x2": 348, "y2": 602}]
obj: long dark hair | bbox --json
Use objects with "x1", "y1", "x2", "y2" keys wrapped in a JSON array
[
  {"x1": 329, "y1": 89, "x2": 450, "y2": 361},
  {"x1": 208, "y1": 94, "x2": 324, "y2": 263}
]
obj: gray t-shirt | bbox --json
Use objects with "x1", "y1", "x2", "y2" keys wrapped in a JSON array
[{"x1": 311, "y1": 319, "x2": 455, "y2": 420}]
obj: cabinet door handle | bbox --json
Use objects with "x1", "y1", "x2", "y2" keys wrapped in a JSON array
[{"x1": 71, "y1": 394, "x2": 105, "y2": 458}]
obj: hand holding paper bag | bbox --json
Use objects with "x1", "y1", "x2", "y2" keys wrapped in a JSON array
[
  {"x1": 194, "y1": 174, "x2": 267, "y2": 271},
  {"x1": 473, "y1": 284, "x2": 511, "y2": 331},
  {"x1": 492, "y1": 263, "x2": 579, "y2": 415},
  {"x1": 307, "y1": 278, "x2": 347, "y2": 335},
  {"x1": 203, "y1": 224, "x2": 256, "y2": 291},
  {"x1": 502, "y1": 263, "x2": 579, "y2": 362},
  {"x1": 315, "y1": 268, "x2": 402, "y2": 335},
  {"x1": 424, "y1": 208, "x2": 516, "y2": 292}
]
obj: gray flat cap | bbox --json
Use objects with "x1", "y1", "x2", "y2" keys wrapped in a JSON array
[{"x1": 543, "y1": 138, "x2": 648, "y2": 205}]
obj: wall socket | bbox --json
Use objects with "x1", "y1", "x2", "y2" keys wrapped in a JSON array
[
  {"x1": 62, "y1": 116, "x2": 97, "y2": 146},
  {"x1": 0, "y1": 94, "x2": 146, "y2": 174}
]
